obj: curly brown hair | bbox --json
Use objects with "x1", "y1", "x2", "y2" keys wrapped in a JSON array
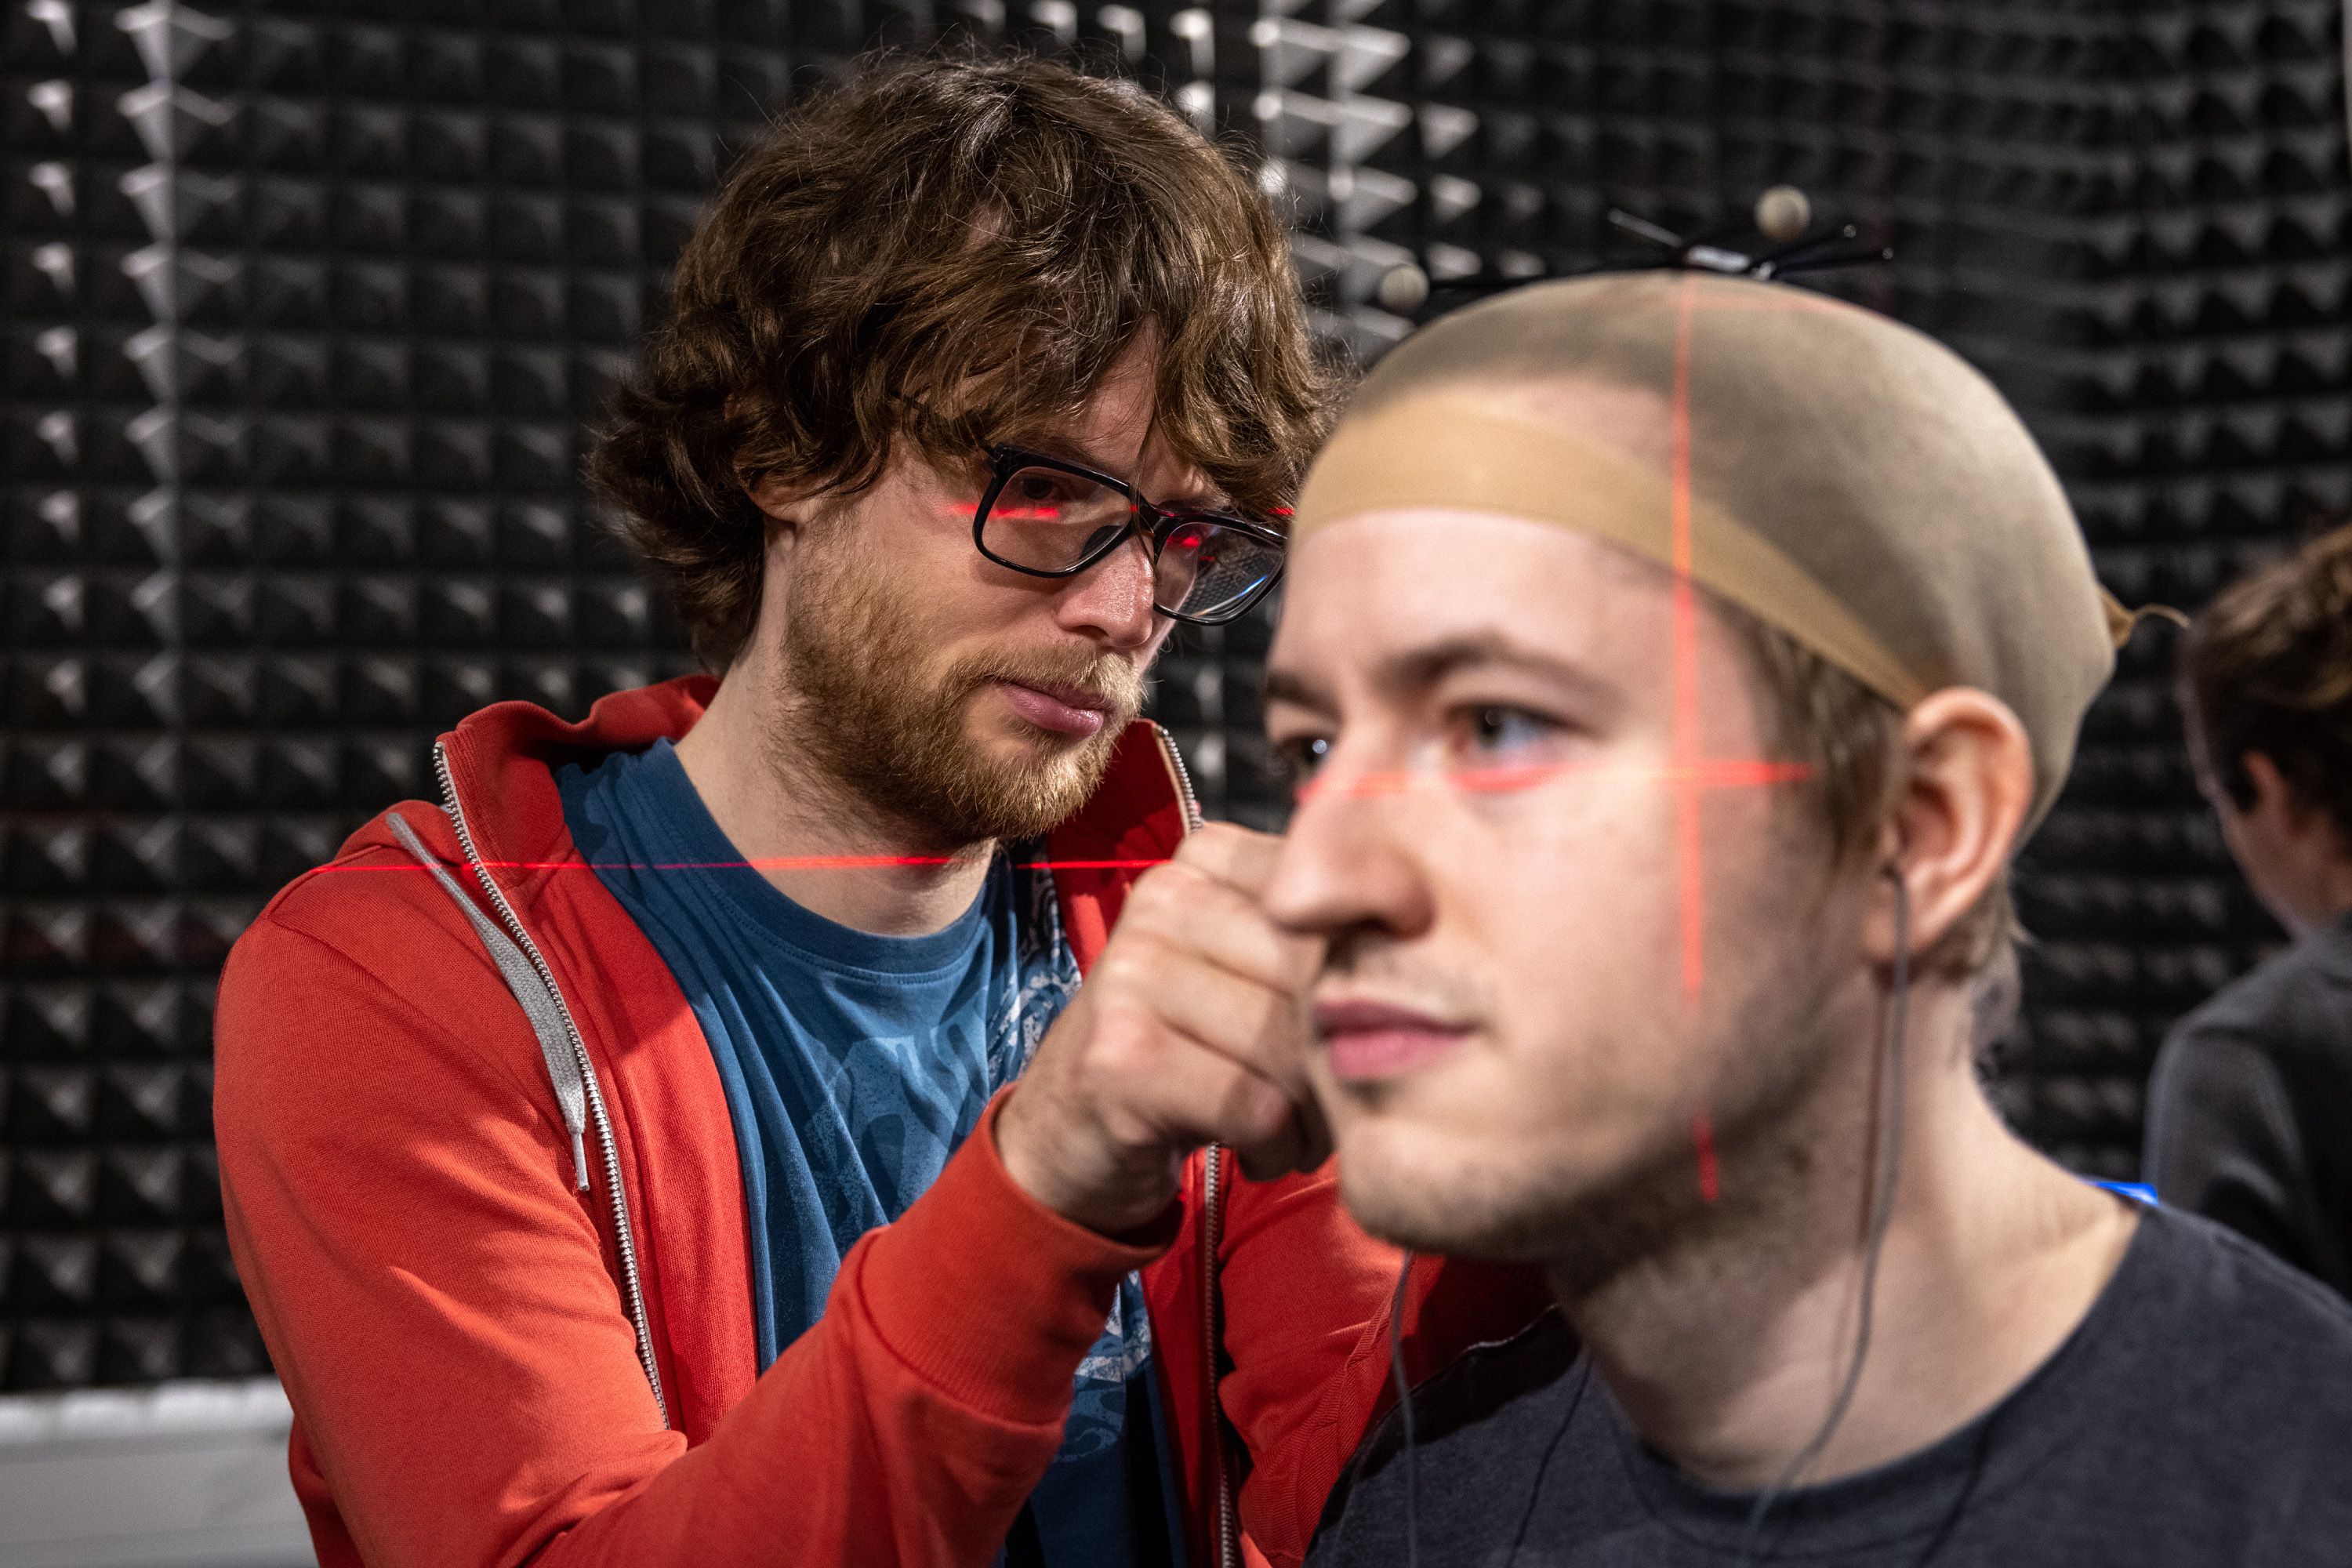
[
  {"x1": 591, "y1": 52, "x2": 1341, "y2": 671},
  {"x1": 2183, "y1": 520, "x2": 2352, "y2": 842}
]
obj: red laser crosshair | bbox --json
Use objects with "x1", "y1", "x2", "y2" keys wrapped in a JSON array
[
  {"x1": 1290, "y1": 277, "x2": 1817, "y2": 1012},
  {"x1": 337, "y1": 279, "x2": 1852, "y2": 1210},
  {"x1": 1668, "y1": 275, "x2": 1707, "y2": 1002}
]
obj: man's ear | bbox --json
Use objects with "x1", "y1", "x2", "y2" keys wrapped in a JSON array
[
  {"x1": 1864, "y1": 688, "x2": 2034, "y2": 967},
  {"x1": 2241, "y1": 752, "x2": 2316, "y2": 837}
]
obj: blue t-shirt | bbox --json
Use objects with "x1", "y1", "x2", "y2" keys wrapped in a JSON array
[{"x1": 557, "y1": 740, "x2": 1183, "y2": 1568}]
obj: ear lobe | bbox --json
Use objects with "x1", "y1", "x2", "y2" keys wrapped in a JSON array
[{"x1": 1868, "y1": 688, "x2": 2034, "y2": 967}]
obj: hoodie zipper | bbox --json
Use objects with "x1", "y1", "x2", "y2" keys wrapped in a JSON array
[
  {"x1": 1152, "y1": 723, "x2": 1205, "y2": 833},
  {"x1": 1201, "y1": 1141, "x2": 1236, "y2": 1568},
  {"x1": 432, "y1": 741, "x2": 670, "y2": 1429},
  {"x1": 1151, "y1": 724, "x2": 1236, "y2": 1568},
  {"x1": 425, "y1": 724, "x2": 1207, "y2": 1482}
]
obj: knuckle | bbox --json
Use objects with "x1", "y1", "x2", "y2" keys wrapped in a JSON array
[
  {"x1": 1125, "y1": 865, "x2": 1196, "y2": 923},
  {"x1": 1126, "y1": 864, "x2": 1172, "y2": 907},
  {"x1": 1175, "y1": 822, "x2": 1237, "y2": 858},
  {"x1": 1124, "y1": 935, "x2": 1181, "y2": 996},
  {"x1": 1167, "y1": 876, "x2": 1226, "y2": 932},
  {"x1": 1098, "y1": 931, "x2": 1168, "y2": 989},
  {"x1": 1173, "y1": 826, "x2": 1233, "y2": 877},
  {"x1": 1179, "y1": 821, "x2": 1274, "y2": 882},
  {"x1": 1137, "y1": 865, "x2": 1222, "y2": 935},
  {"x1": 1077, "y1": 1003, "x2": 1155, "y2": 1084}
]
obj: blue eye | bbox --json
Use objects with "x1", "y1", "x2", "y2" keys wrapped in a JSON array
[{"x1": 1466, "y1": 706, "x2": 1555, "y2": 754}]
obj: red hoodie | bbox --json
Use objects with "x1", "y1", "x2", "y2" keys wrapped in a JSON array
[{"x1": 214, "y1": 678, "x2": 1546, "y2": 1568}]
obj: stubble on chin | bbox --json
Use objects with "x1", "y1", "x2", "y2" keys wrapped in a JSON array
[
  {"x1": 1332, "y1": 971, "x2": 1846, "y2": 1302},
  {"x1": 775, "y1": 561, "x2": 1145, "y2": 848}
]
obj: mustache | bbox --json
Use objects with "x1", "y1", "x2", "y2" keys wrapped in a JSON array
[
  {"x1": 953, "y1": 644, "x2": 1148, "y2": 721},
  {"x1": 1319, "y1": 927, "x2": 1491, "y2": 1017}
]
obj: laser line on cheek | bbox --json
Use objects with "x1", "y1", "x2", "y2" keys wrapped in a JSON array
[
  {"x1": 330, "y1": 752, "x2": 1813, "y2": 883},
  {"x1": 1289, "y1": 758, "x2": 1810, "y2": 804},
  {"x1": 1671, "y1": 274, "x2": 1705, "y2": 1003}
]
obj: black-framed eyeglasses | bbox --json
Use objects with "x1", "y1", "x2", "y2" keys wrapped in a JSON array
[{"x1": 972, "y1": 444, "x2": 1287, "y2": 626}]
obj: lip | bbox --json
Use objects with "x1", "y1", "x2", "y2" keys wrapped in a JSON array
[
  {"x1": 995, "y1": 678, "x2": 1112, "y2": 737},
  {"x1": 1313, "y1": 998, "x2": 1475, "y2": 1084}
]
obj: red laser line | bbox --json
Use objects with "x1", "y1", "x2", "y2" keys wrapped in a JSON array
[
  {"x1": 1670, "y1": 274, "x2": 1706, "y2": 1001},
  {"x1": 1692, "y1": 1109, "x2": 1720, "y2": 1203},
  {"x1": 1291, "y1": 757, "x2": 1811, "y2": 805},
  {"x1": 305, "y1": 855, "x2": 1171, "y2": 877},
  {"x1": 322, "y1": 297, "x2": 1847, "y2": 982},
  {"x1": 321, "y1": 752, "x2": 1814, "y2": 878}
]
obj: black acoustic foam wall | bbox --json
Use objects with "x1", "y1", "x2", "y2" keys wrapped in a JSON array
[
  {"x1": 1253, "y1": 0, "x2": 2348, "y2": 1178},
  {"x1": 2, "y1": 0, "x2": 2342, "y2": 1391}
]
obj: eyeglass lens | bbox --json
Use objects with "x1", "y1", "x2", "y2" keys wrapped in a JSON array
[
  {"x1": 984, "y1": 463, "x2": 1282, "y2": 622},
  {"x1": 1152, "y1": 515, "x2": 1283, "y2": 622},
  {"x1": 985, "y1": 466, "x2": 1131, "y2": 572}
]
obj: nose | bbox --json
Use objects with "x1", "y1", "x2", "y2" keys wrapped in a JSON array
[
  {"x1": 1263, "y1": 749, "x2": 1438, "y2": 946},
  {"x1": 1054, "y1": 530, "x2": 1161, "y2": 653}
]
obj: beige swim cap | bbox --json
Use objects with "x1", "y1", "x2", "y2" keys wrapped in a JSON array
[{"x1": 1294, "y1": 271, "x2": 2124, "y2": 828}]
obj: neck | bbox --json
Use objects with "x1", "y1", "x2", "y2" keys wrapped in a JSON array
[
  {"x1": 673, "y1": 657, "x2": 997, "y2": 937},
  {"x1": 2281, "y1": 861, "x2": 2352, "y2": 938},
  {"x1": 1552, "y1": 984, "x2": 2137, "y2": 1493}
]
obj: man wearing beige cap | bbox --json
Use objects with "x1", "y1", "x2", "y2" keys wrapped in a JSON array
[{"x1": 1260, "y1": 272, "x2": 2352, "y2": 1565}]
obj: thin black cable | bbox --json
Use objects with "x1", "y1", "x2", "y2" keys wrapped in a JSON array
[
  {"x1": 1387, "y1": 1251, "x2": 1421, "y2": 1568},
  {"x1": 1504, "y1": 1356, "x2": 1592, "y2": 1566},
  {"x1": 1735, "y1": 871, "x2": 1912, "y2": 1566}
]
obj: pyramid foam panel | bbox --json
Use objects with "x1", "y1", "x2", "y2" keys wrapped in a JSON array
[{"x1": 4, "y1": 0, "x2": 2343, "y2": 1391}]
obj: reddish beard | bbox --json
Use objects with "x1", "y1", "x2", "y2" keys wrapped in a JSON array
[{"x1": 778, "y1": 563, "x2": 1146, "y2": 849}]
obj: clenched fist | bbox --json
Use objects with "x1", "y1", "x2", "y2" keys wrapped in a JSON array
[{"x1": 997, "y1": 823, "x2": 1330, "y2": 1236}]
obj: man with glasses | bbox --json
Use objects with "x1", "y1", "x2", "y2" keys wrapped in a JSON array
[{"x1": 212, "y1": 56, "x2": 1541, "y2": 1568}]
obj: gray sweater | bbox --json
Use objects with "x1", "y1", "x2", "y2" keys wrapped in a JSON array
[
  {"x1": 2144, "y1": 909, "x2": 2352, "y2": 1300},
  {"x1": 1308, "y1": 1206, "x2": 2352, "y2": 1566}
]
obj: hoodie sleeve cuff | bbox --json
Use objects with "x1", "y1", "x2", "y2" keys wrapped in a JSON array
[{"x1": 846, "y1": 1086, "x2": 1179, "y2": 1425}]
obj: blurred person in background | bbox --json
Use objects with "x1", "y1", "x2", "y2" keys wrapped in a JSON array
[
  {"x1": 2147, "y1": 521, "x2": 2352, "y2": 1299},
  {"x1": 212, "y1": 55, "x2": 1539, "y2": 1568}
]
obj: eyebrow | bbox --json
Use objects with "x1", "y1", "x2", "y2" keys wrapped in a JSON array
[
  {"x1": 1265, "y1": 632, "x2": 1618, "y2": 715},
  {"x1": 1018, "y1": 433, "x2": 1229, "y2": 510},
  {"x1": 1263, "y1": 665, "x2": 1334, "y2": 714},
  {"x1": 1025, "y1": 434, "x2": 1134, "y2": 477}
]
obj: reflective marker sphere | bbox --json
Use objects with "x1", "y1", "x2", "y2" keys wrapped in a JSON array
[
  {"x1": 1755, "y1": 184, "x2": 1812, "y2": 242},
  {"x1": 1377, "y1": 263, "x2": 1432, "y2": 314}
]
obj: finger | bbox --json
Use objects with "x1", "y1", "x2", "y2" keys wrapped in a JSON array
[
  {"x1": 1127, "y1": 938, "x2": 1316, "y2": 1086},
  {"x1": 1123, "y1": 861, "x2": 1325, "y2": 993},
  {"x1": 1238, "y1": 1094, "x2": 1333, "y2": 1183},
  {"x1": 1172, "y1": 821, "x2": 1286, "y2": 895},
  {"x1": 1112, "y1": 941, "x2": 1329, "y2": 1177},
  {"x1": 1105, "y1": 1013, "x2": 1316, "y2": 1174}
]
